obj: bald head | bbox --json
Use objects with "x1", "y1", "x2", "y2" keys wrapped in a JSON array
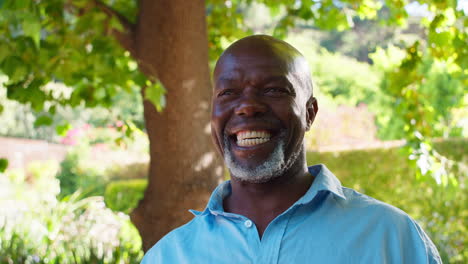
[{"x1": 214, "y1": 35, "x2": 313, "y2": 98}]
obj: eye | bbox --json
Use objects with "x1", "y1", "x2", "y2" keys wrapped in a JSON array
[
  {"x1": 264, "y1": 87, "x2": 289, "y2": 95},
  {"x1": 217, "y1": 89, "x2": 235, "y2": 97}
]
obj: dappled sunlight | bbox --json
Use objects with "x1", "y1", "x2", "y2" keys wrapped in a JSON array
[
  {"x1": 182, "y1": 78, "x2": 196, "y2": 92},
  {"x1": 216, "y1": 166, "x2": 225, "y2": 183},
  {"x1": 194, "y1": 100, "x2": 210, "y2": 119},
  {"x1": 194, "y1": 151, "x2": 216, "y2": 172},
  {"x1": 204, "y1": 122, "x2": 211, "y2": 134}
]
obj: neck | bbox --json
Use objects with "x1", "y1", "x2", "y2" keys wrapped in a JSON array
[{"x1": 223, "y1": 151, "x2": 314, "y2": 237}]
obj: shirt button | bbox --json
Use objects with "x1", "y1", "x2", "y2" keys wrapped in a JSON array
[{"x1": 244, "y1": 220, "x2": 253, "y2": 228}]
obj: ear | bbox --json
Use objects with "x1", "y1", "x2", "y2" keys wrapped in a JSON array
[
  {"x1": 305, "y1": 97, "x2": 318, "y2": 131},
  {"x1": 211, "y1": 121, "x2": 224, "y2": 156}
]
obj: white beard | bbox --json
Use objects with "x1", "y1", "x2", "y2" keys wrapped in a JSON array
[{"x1": 223, "y1": 133, "x2": 294, "y2": 183}]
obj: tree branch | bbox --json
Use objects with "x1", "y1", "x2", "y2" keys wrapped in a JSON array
[{"x1": 92, "y1": 0, "x2": 137, "y2": 57}]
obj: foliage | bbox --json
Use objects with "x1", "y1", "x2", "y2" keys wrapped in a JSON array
[
  {"x1": 0, "y1": 77, "x2": 144, "y2": 142},
  {"x1": 0, "y1": 0, "x2": 152, "y2": 140},
  {"x1": 264, "y1": 0, "x2": 467, "y2": 73},
  {"x1": 105, "y1": 179, "x2": 147, "y2": 214},
  {"x1": 56, "y1": 135, "x2": 149, "y2": 199},
  {"x1": 369, "y1": 43, "x2": 466, "y2": 183},
  {"x1": 287, "y1": 32, "x2": 390, "y2": 111},
  {"x1": 0, "y1": 160, "x2": 143, "y2": 263},
  {"x1": 317, "y1": 9, "x2": 423, "y2": 63},
  {"x1": 371, "y1": 45, "x2": 466, "y2": 140},
  {"x1": 56, "y1": 144, "x2": 108, "y2": 198},
  {"x1": 307, "y1": 138, "x2": 468, "y2": 263},
  {"x1": 308, "y1": 48, "x2": 380, "y2": 107}
]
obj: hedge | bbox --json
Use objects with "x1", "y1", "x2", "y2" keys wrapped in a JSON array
[{"x1": 104, "y1": 179, "x2": 147, "y2": 214}]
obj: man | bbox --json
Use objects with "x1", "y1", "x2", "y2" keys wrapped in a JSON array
[{"x1": 141, "y1": 35, "x2": 441, "y2": 263}]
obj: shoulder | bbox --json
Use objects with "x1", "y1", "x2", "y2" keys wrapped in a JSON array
[
  {"x1": 340, "y1": 187, "x2": 408, "y2": 217},
  {"x1": 337, "y1": 187, "x2": 441, "y2": 263},
  {"x1": 339, "y1": 186, "x2": 419, "y2": 229},
  {"x1": 141, "y1": 214, "x2": 211, "y2": 263}
]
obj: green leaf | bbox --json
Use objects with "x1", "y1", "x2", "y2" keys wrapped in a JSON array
[
  {"x1": 0, "y1": 43, "x2": 10, "y2": 63},
  {"x1": 56, "y1": 122, "x2": 71, "y2": 136},
  {"x1": 145, "y1": 80, "x2": 166, "y2": 112},
  {"x1": 268, "y1": 4, "x2": 282, "y2": 17},
  {"x1": 49, "y1": 105, "x2": 56, "y2": 114},
  {"x1": 34, "y1": 115, "x2": 53, "y2": 128},
  {"x1": 1, "y1": 56, "x2": 29, "y2": 82},
  {"x1": 0, "y1": 158, "x2": 8, "y2": 172},
  {"x1": 22, "y1": 15, "x2": 41, "y2": 47},
  {"x1": 110, "y1": 16, "x2": 124, "y2": 32},
  {"x1": 0, "y1": 104, "x2": 3, "y2": 114}
]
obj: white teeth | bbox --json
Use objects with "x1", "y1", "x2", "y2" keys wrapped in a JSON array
[{"x1": 236, "y1": 131, "x2": 271, "y2": 147}]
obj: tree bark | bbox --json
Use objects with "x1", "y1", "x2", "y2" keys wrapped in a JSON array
[{"x1": 129, "y1": 0, "x2": 224, "y2": 251}]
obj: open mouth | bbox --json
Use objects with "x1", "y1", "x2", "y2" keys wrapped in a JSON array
[{"x1": 234, "y1": 130, "x2": 272, "y2": 147}]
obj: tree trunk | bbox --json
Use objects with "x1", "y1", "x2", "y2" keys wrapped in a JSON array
[{"x1": 129, "y1": 0, "x2": 224, "y2": 251}]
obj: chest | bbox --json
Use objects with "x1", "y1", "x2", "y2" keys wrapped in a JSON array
[{"x1": 170, "y1": 210, "x2": 401, "y2": 264}]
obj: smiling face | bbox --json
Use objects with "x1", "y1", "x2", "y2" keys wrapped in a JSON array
[{"x1": 211, "y1": 35, "x2": 317, "y2": 183}]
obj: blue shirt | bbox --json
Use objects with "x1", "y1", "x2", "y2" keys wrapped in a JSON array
[{"x1": 142, "y1": 164, "x2": 441, "y2": 263}]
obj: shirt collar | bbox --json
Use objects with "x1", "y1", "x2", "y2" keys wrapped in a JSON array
[
  {"x1": 191, "y1": 164, "x2": 346, "y2": 216},
  {"x1": 296, "y1": 164, "x2": 346, "y2": 205}
]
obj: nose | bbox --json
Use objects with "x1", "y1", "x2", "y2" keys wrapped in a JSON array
[{"x1": 234, "y1": 94, "x2": 268, "y2": 117}]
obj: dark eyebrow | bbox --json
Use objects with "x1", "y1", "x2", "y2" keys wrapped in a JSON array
[
  {"x1": 215, "y1": 77, "x2": 237, "y2": 91},
  {"x1": 215, "y1": 71, "x2": 242, "y2": 88}
]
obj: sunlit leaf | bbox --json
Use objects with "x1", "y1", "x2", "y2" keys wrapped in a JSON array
[
  {"x1": 22, "y1": 14, "x2": 41, "y2": 47},
  {"x1": 145, "y1": 80, "x2": 166, "y2": 112},
  {"x1": 110, "y1": 16, "x2": 124, "y2": 32},
  {"x1": 56, "y1": 122, "x2": 72, "y2": 136}
]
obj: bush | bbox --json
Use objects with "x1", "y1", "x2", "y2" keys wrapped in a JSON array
[
  {"x1": 307, "y1": 138, "x2": 467, "y2": 263},
  {"x1": 0, "y1": 172, "x2": 143, "y2": 264},
  {"x1": 56, "y1": 141, "x2": 148, "y2": 199},
  {"x1": 105, "y1": 179, "x2": 147, "y2": 214},
  {"x1": 56, "y1": 145, "x2": 108, "y2": 198}
]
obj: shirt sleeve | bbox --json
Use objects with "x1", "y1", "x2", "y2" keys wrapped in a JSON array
[{"x1": 409, "y1": 218, "x2": 443, "y2": 264}]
